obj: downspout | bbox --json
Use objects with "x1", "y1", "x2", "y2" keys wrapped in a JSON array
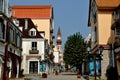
[{"x1": 3, "y1": 21, "x2": 10, "y2": 80}]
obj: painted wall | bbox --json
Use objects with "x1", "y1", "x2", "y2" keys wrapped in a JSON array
[
  {"x1": 53, "y1": 51, "x2": 59, "y2": 64},
  {"x1": 98, "y1": 13, "x2": 113, "y2": 44},
  {"x1": 21, "y1": 38, "x2": 45, "y2": 74},
  {"x1": 32, "y1": 19, "x2": 51, "y2": 44},
  {"x1": 22, "y1": 38, "x2": 45, "y2": 55}
]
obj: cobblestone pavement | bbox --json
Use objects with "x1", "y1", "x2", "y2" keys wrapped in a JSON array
[{"x1": 24, "y1": 72, "x2": 86, "y2": 80}]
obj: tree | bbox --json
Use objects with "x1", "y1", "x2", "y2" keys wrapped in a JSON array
[{"x1": 64, "y1": 32, "x2": 87, "y2": 72}]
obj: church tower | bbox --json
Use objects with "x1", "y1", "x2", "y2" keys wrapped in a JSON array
[{"x1": 56, "y1": 27, "x2": 64, "y2": 70}]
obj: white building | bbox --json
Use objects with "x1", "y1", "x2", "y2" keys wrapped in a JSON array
[{"x1": 16, "y1": 18, "x2": 50, "y2": 74}]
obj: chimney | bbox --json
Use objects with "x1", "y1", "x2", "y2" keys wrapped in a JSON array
[{"x1": 25, "y1": 19, "x2": 28, "y2": 29}]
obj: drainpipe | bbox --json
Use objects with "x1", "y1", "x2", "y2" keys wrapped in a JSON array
[
  {"x1": 3, "y1": 21, "x2": 10, "y2": 80},
  {"x1": 3, "y1": 42, "x2": 9, "y2": 80}
]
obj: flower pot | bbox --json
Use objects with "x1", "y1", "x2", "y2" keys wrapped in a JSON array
[
  {"x1": 42, "y1": 73, "x2": 47, "y2": 78},
  {"x1": 77, "y1": 74, "x2": 81, "y2": 78}
]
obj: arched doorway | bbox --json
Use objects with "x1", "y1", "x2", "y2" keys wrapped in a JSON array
[
  {"x1": 8, "y1": 58, "x2": 12, "y2": 78},
  {"x1": 16, "y1": 60, "x2": 19, "y2": 78}
]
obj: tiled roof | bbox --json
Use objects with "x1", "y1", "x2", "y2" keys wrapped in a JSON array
[
  {"x1": 96, "y1": 0, "x2": 120, "y2": 8},
  {"x1": 18, "y1": 18, "x2": 43, "y2": 38},
  {"x1": 12, "y1": 5, "x2": 52, "y2": 19}
]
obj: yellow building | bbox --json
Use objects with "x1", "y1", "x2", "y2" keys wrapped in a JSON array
[
  {"x1": 88, "y1": 0, "x2": 120, "y2": 79},
  {"x1": 12, "y1": 5, "x2": 54, "y2": 47}
]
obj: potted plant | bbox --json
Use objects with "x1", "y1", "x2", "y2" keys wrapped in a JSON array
[{"x1": 42, "y1": 73, "x2": 47, "y2": 78}]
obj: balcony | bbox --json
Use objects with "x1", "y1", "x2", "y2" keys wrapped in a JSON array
[
  {"x1": 111, "y1": 20, "x2": 120, "y2": 39},
  {"x1": 29, "y1": 50, "x2": 39, "y2": 54}
]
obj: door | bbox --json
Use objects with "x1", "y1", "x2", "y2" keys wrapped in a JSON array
[{"x1": 29, "y1": 61, "x2": 38, "y2": 74}]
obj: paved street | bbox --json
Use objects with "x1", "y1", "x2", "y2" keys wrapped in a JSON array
[{"x1": 24, "y1": 72, "x2": 86, "y2": 80}]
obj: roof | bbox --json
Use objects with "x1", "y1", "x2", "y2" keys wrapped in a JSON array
[
  {"x1": 12, "y1": 5, "x2": 53, "y2": 19},
  {"x1": 57, "y1": 26, "x2": 61, "y2": 36},
  {"x1": 18, "y1": 18, "x2": 43, "y2": 38},
  {"x1": 88, "y1": 0, "x2": 120, "y2": 26},
  {"x1": 96, "y1": 0, "x2": 120, "y2": 8}
]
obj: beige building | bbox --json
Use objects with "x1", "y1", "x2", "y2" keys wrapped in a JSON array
[
  {"x1": 12, "y1": 5, "x2": 55, "y2": 75},
  {"x1": 12, "y1": 5, "x2": 54, "y2": 47},
  {"x1": 88, "y1": 0, "x2": 120, "y2": 79}
]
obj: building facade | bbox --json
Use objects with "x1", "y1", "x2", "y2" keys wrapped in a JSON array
[
  {"x1": 12, "y1": 5, "x2": 54, "y2": 48},
  {"x1": 53, "y1": 27, "x2": 65, "y2": 72},
  {"x1": 12, "y1": 5, "x2": 55, "y2": 75},
  {"x1": 88, "y1": 0, "x2": 120, "y2": 79},
  {"x1": 0, "y1": 0, "x2": 22, "y2": 79},
  {"x1": 111, "y1": 5, "x2": 120, "y2": 79},
  {"x1": 56, "y1": 27, "x2": 64, "y2": 70}
]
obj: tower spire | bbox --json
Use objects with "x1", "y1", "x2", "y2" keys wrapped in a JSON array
[
  {"x1": 57, "y1": 26, "x2": 61, "y2": 36},
  {"x1": 57, "y1": 26, "x2": 62, "y2": 45}
]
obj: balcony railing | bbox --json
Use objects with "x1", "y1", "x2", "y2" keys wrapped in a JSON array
[
  {"x1": 29, "y1": 50, "x2": 39, "y2": 54},
  {"x1": 115, "y1": 28, "x2": 120, "y2": 39}
]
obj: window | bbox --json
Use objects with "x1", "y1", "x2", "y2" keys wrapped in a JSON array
[
  {"x1": 0, "y1": 0, "x2": 3, "y2": 12},
  {"x1": 94, "y1": 27, "x2": 97, "y2": 42},
  {"x1": 10, "y1": 27, "x2": 14, "y2": 42},
  {"x1": 0, "y1": 20, "x2": 4, "y2": 39},
  {"x1": 91, "y1": 1, "x2": 97, "y2": 24},
  {"x1": 29, "y1": 28, "x2": 36, "y2": 36},
  {"x1": 92, "y1": 26, "x2": 97, "y2": 42},
  {"x1": 16, "y1": 33, "x2": 21, "y2": 47},
  {"x1": 31, "y1": 42, "x2": 37, "y2": 50},
  {"x1": 115, "y1": 27, "x2": 120, "y2": 38},
  {"x1": 30, "y1": 31, "x2": 36, "y2": 36}
]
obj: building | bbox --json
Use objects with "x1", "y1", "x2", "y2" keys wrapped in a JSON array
[
  {"x1": 14, "y1": 18, "x2": 43, "y2": 74},
  {"x1": 88, "y1": 0, "x2": 120, "y2": 79},
  {"x1": 56, "y1": 27, "x2": 64, "y2": 70},
  {"x1": 53, "y1": 45, "x2": 60, "y2": 72},
  {"x1": 12, "y1": 5, "x2": 54, "y2": 48},
  {"x1": 82, "y1": 34, "x2": 91, "y2": 75},
  {"x1": 53, "y1": 27, "x2": 64, "y2": 72},
  {"x1": 12, "y1": 5, "x2": 55, "y2": 75},
  {"x1": 0, "y1": 0, "x2": 22, "y2": 79},
  {"x1": 111, "y1": 5, "x2": 120, "y2": 79}
]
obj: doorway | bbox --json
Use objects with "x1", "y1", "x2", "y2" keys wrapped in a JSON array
[{"x1": 29, "y1": 61, "x2": 38, "y2": 74}]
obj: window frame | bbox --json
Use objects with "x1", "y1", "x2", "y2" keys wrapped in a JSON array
[{"x1": 31, "y1": 42, "x2": 37, "y2": 50}]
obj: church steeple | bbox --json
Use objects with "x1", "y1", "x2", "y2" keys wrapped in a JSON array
[{"x1": 57, "y1": 26, "x2": 62, "y2": 45}]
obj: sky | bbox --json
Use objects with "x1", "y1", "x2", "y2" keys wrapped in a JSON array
[{"x1": 9, "y1": 0, "x2": 90, "y2": 47}]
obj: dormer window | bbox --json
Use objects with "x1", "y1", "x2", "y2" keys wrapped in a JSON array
[{"x1": 29, "y1": 28, "x2": 36, "y2": 36}]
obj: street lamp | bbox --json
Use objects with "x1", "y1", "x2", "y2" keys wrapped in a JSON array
[
  {"x1": 99, "y1": 46, "x2": 104, "y2": 55},
  {"x1": 94, "y1": 46, "x2": 104, "y2": 80}
]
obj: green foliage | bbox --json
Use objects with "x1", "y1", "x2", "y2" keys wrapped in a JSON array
[{"x1": 64, "y1": 32, "x2": 87, "y2": 68}]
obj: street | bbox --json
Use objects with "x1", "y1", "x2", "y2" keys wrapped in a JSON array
[{"x1": 24, "y1": 72, "x2": 86, "y2": 80}]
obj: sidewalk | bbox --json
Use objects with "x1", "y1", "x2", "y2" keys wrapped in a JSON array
[
  {"x1": 40, "y1": 72, "x2": 86, "y2": 80},
  {"x1": 10, "y1": 72, "x2": 86, "y2": 80}
]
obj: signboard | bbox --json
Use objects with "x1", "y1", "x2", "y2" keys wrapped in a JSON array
[{"x1": 89, "y1": 60, "x2": 101, "y2": 76}]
